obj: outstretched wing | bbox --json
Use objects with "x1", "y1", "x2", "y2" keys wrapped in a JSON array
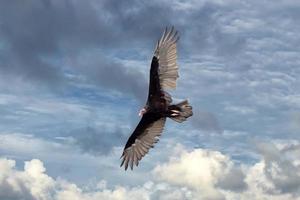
[
  {"x1": 154, "y1": 27, "x2": 180, "y2": 90},
  {"x1": 147, "y1": 27, "x2": 179, "y2": 107},
  {"x1": 120, "y1": 113, "x2": 166, "y2": 170}
]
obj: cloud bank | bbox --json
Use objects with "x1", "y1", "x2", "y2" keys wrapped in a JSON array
[{"x1": 1, "y1": 142, "x2": 300, "y2": 200}]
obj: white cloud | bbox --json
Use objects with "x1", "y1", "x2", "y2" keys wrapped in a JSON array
[
  {"x1": 0, "y1": 158, "x2": 195, "y2": 200},
  {"x1": 153, "y1": 144, "x2": 300, "y2": 200},
  {"x1": 153, "y1": 145, "x2": 245, "y2": 199},
  {"x1": 0, "y1": 158, "x2": 54, "y2": 200},
  {"x1": 1, "y1": 141, "x2": 300, "y2": 200}
]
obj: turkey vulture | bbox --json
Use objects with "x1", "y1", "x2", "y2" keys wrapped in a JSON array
[{"x1": 120, "y1": 27, "x2": 193, "y2": 170}]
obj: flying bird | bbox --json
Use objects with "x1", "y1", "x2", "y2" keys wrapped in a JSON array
[{"x1": 120, "y1": 27, "x2": 193, "y2": 170}]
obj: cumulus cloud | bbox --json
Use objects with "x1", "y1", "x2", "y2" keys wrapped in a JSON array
[
  {"x1": 153, "y1": 145, "x2": 246, "y2": 199},
  {"x1": 0, "y1": 157, "x2": 195, "y2": 200},
  {"x1": 1, "y1": 141, "x2": 300, "y2": 200},
  {"x1": 0, "y1": 158, "x2": 54, "y2": 200},
  {"x1": 255, "y1": 142, "x2": 300, "y2": 195},
  {"x1": 0, "y1": 133, "x2": 120, "y2": 185},
  {"x1": 153, "y1": 144, "x2": 300, "y2": 200}
]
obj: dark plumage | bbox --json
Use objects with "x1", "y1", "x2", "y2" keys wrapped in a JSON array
[{"x1": 120, "y1": 27, "x2": 193, "y2": 170}]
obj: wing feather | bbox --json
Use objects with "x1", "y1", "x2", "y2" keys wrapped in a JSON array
[
  {"x1": 154, "y1": 27, "x2": 180, "y2": 90},
  {"x1": 120, "y1": 116, "x2": 166, "y2": 170}
]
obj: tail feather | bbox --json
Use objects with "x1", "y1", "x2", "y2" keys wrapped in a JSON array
[{"x1": 168, "y1": 100, "x2": 193, "y2": 123}]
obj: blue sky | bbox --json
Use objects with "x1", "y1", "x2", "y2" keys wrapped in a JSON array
[{"x1": 0, "y1": 0, "x2": 300, "y2": 199}]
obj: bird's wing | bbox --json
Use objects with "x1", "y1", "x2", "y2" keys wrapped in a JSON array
[
  {"x1": 120, "y1": 113, "x2": 166, "y2": 170},
  {"x1": 154, "y1": 26, "x2": 179, "y2": 90},
  {"x1": 147, "y1": 27, "x2": 179, "y2": 106}
]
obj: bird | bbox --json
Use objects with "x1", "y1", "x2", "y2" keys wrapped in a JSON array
[{"x1": 120, "y1": 27, "x2": 193, "y2": 170}]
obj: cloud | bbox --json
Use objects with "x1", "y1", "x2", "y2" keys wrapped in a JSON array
[
  {"x1": 191, "y1": 110, "x2": 222, "y2": 132},
  {"x1": 153, "y1": 145, "x2": 245, "y2": 199},
  {"x1": 153, "y1": 143, "x2": 300, "y2": 200},
  {"x1": 255, "y1": 142, "x2": 300, "y2": 195},
  {"x1": 1, "y1": 141, "x2": 300, "y2": 200},
  {"x1": 0, "y1": 158, "x2": 53, "y2": 200},
  {"x1": 69, "y1": 52, "x2": 148, "y2": 103},
  {"x1": 216, "y1": 167, "x2": 247, "y2": 192},
  {"x1": 224, "y1": 105, "x2": 256, "y2": 115},
  {"x1": 0, "y1": 93, "x2": 143, "y2": 160},
  {"x1": 0, "y1": 0, "x2": 182, "y2": 96},
  {"x1": 0, "y1": 157, "x2": 195, "y2": 200},
  {"x1": 0, "y1": 133, "x2": 114, "y2": 181},
  {"x1": 0, "y1": 1, "x2": 66, "y2": 87},
  {"x1": 66, "y1": 126, "x2": 126, "y2": 155},
  {"x1": 289, "y1": 112, "x2": 300, "y2": 133},
  {"x1": 1, "y1": 1, "x2": 300, "y2": 199}
]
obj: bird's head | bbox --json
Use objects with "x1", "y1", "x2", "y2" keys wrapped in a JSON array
[{"x1": 138, "y1": 106, "x2": 148, "y2": 117}]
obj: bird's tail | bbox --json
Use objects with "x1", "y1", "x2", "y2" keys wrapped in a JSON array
[{"x1": 168, "y1": 100, "x2": 193, "y2": 123}]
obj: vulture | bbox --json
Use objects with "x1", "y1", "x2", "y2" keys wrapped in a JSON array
[{"x1": 120, "y1": 27, "x2": 193, "y2": 170}]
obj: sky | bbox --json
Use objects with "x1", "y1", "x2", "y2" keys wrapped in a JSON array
[{"x1": 0, "y1": 0, "x2": 300, "y2": 199}]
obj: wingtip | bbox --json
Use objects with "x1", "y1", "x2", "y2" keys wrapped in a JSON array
[
  {"x1": 120, "y1": 151, "x2": 124, "y2": 159},
  {"x1": 120, "y1": 157, "x2": 125, "y2": 168},
  {"x1": 170, "y1": 26, "x2": 174, "y2": 34}
]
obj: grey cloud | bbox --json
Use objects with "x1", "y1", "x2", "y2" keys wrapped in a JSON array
[
  {"x1": 181, "y1": 3, "x2": 240, "y2": 55},
  {"x1": 216, "y1": 168, "x2": 247, "y2": 192},
  {"x1": 1, "y1": 0, "x2": 264, "y2": 101},
  {"x1": 290, "y1": 112, "x2": 300, "y2": 133},
  {"x1": 256, "y1": 142, "x2": 300, "y2": 194},
  {"x1": 191, "y1": 110, "x2": 222, "y2": 132},
  {"x1": 0, "y1": 181, "x2": 35, "y2": 200},
  {"x1": 282, "y1": 143, "x2": 300, "y2": 153},
  {"x1": 0, "y1": 0, "x2": 67, "y2": 85},
  {"x1": 65, "y1": 126, "x2": 126, "y2": 155},
  {"x1": 71, "y1": 53, "x2": 148, "y2": 103},
  {"x1": 1, "y1": 0, "x2": 300, "y2": 90},
  {"x1": 0, "y1": 0, "x2": 180, "y2": 99}
]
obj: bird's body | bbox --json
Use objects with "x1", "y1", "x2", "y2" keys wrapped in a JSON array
[{"x1": 120, "y1": 27, "x2": 193, "y2": 170}]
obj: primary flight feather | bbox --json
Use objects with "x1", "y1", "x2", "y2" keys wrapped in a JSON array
[{"x1": 120, "y1": 27, "x2": 193, "y2": 170}]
